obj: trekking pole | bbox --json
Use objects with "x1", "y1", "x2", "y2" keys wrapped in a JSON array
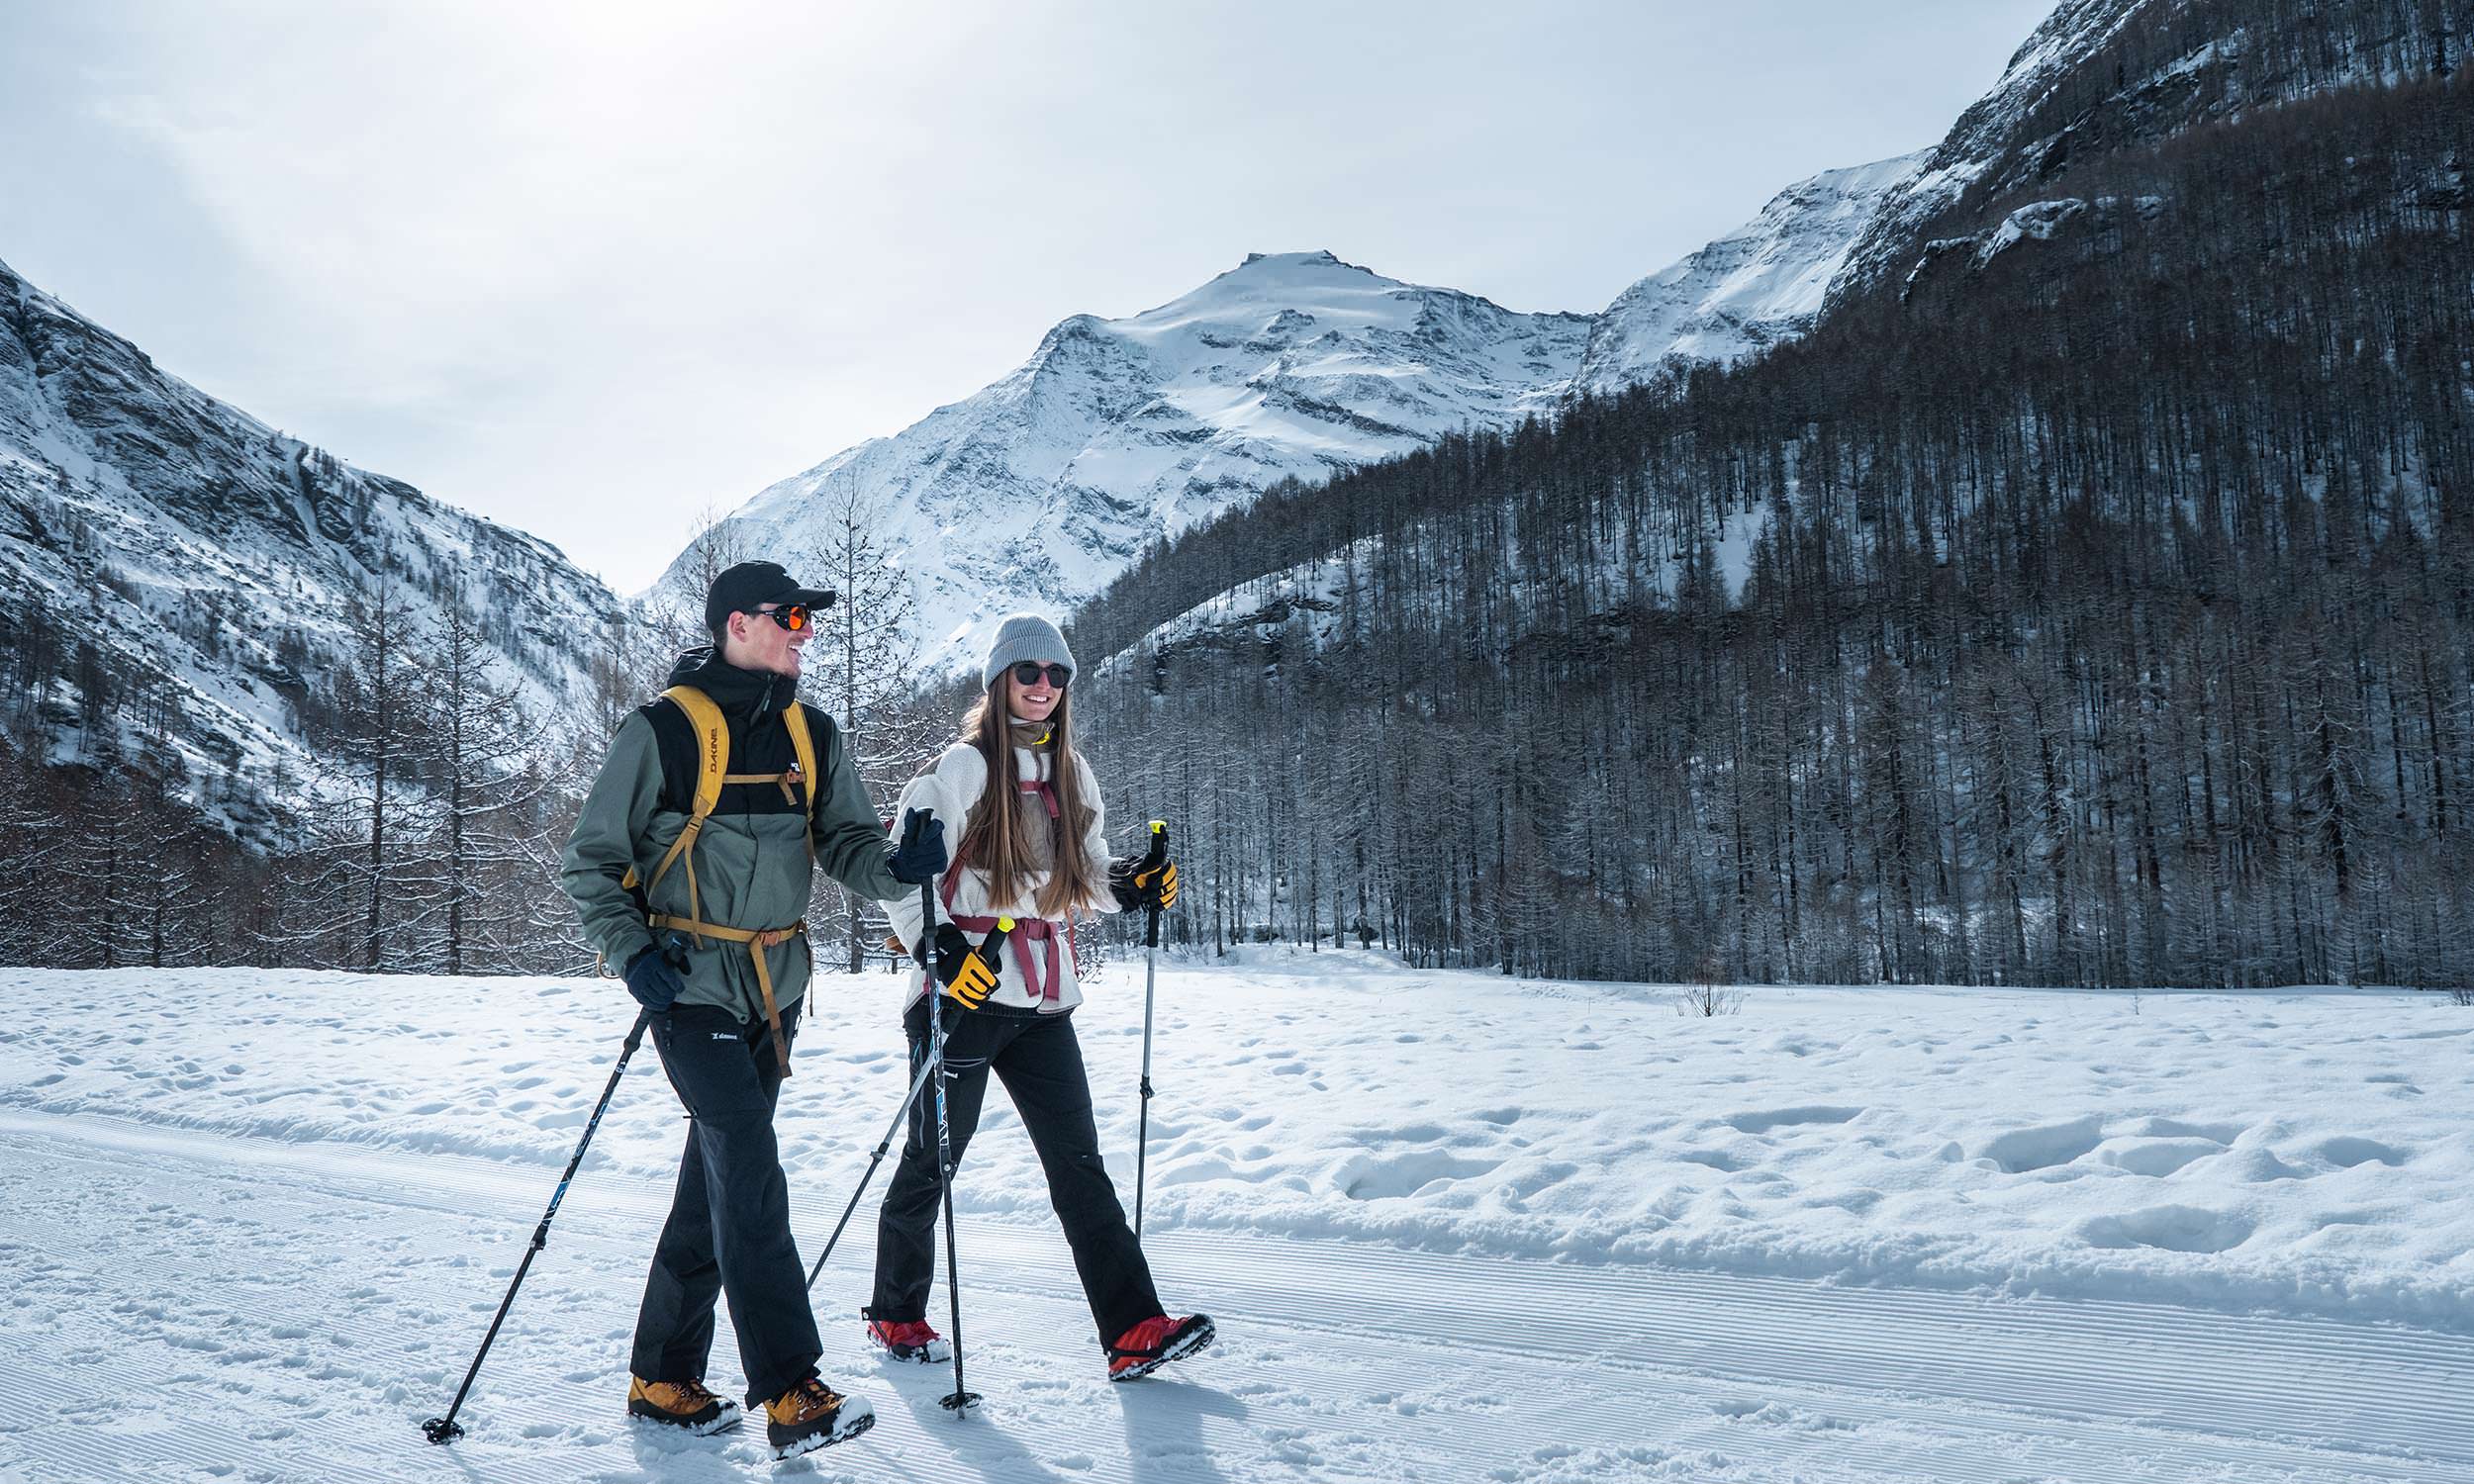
[
  {"x1": 804, "y1": 916, "x2": 1014, "y2": 1292},
  {"x1": 923, "y1": 873, "x2": 981, "y2": 1414},
  {"x1": 1132, "y1": 821, "x2": 1167, "y2": 1241},
  {"x1": 423, "y1": 1008, "x2": 654, "y2": 1444},
  {"x1": 802, "y1": 1041, "x2": 941, "y2": 1292}
]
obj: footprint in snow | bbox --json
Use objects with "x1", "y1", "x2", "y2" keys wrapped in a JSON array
[
  {"x1": 1676, "y1": 1149, "x2": 1748, "y2": 1172},
  {"x1": 1978, "y1": 1115, "x2": 2105, "y2": 1173},
  {"x1": 2078, "y1": 1203, "x2": 2255, "y2": 1253},
  {"x1": 1334, "y1": 1150, "x2": 1500, "y2": 1200},
  {"x1": 2096, "y1": 1138, "x2": 2225, "y2": 1177},
  {"x1": 2314, "y1": 1136, "x2": 2408, "y2": 1168},
  {"x1": 1726, "y1": 1105, "x2": 1862, "y2": 1135},
  {"x1": 2136, "y1": 1117, "x2": 2246, "y2": 1145}
]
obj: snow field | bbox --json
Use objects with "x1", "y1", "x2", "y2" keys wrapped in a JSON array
[
  {"x1": 4, "y1": 1102, "x2": 2469, "y2": 1482},
  {"x1": 5, "y1": 956, "x2": 2467, "y2": 1332},
  {"x1": 3, "y1": 956, "x2": 2471, "y2": 1481}
]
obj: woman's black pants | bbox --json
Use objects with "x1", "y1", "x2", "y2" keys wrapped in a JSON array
[{"x1": 868, "y1": 998, "x2": 1162, "y2": 1345}]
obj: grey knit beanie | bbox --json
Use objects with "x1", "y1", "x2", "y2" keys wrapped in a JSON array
[{"x1": 983, "y1": 612, "x2": 1076, "y2": 690}]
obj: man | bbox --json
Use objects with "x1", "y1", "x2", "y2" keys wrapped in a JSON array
[{"x1": 560, "y1": 560, "x2": 947, "y2": 1460}]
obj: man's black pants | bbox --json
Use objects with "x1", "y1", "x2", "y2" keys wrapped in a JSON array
[
  {"x1": 632, "y1": 1000, "x2": 819, "y2": 1408},
  {"x1": 869, "y1": 999, "x2": 1162, "y2": 1345}
]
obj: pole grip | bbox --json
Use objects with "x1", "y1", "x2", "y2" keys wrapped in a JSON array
[{"x1": 1143, "y1": 820, "x2": 1167, "y2": 950}]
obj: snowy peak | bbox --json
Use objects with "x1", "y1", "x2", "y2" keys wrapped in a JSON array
[
  {"x1": 679, "y1": 251, "x2": 1591, "y2": 668},
  {"x1": 1177, "y1": 247, "x2": 1377, "y2": 300},
  {"x1": 1570, "y1": 151, "x2": 1927, "y2": 400},
  {"x1": 1241, "y1": 247, "x2": 1348, "y2": 269}
]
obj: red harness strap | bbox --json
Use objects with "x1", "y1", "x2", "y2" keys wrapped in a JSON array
[{"x1": 930, "y1": 778, "x2": 1078, "y2": 1003}]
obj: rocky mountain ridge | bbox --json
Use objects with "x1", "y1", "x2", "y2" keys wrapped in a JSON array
[{"x1": 0, "y1": 253, "x2": 617, "y2": 844}]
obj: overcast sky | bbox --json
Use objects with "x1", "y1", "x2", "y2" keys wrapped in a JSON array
[{"x1": 3, "y1": 1, "x2": 2052, "y2": 592}]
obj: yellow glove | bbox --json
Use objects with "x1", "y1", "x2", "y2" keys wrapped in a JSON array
[
  {"x1": 1113, "y1": 821, "x2": 1178, "y2": 910},
  {"x1": 933, "y1": 921, "x2": 1008, "y2": 1008},
  {"x1": 1136, "y1": 860, "x2": 1178, "y2": 909}
]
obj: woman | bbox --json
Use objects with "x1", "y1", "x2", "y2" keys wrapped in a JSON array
[{"x1": 866, "y1": 612, "x2": 1212, "y2": 1382}]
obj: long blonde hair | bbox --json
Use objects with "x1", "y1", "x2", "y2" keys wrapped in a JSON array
[{"x1": 956, "y1": 681, "x2": 1101, "y2": 917}]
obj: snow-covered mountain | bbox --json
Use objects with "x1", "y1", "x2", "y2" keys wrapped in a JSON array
[
  {"x1": 1084, "y1": 0, "x2": 2463, "y2": 693},
  {"x1": 682, "y1": 155, "x2": 1942, "y2": 669},
  {"x1": 1829, "y1": 0, "x2": 2433, "y2": 300},
  {"x1": 1568, "y1": 151, "x2": 1927, "y2": 401},
  {"x1": 1071, "y1": 1, "x2": 2451, "y2": 693},
  {"x1": 668, "y1": 249, "x2": 1592, "y2": 667},
  {"x1": 0, "y1": 253, "x2": 616, "y2": 844}
]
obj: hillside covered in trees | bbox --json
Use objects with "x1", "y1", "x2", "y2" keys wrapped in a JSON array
[{"x1": 1069, "y1": 40, "x2": 2474, "y2": 988}]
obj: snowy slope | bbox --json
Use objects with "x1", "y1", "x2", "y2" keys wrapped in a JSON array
[
  {"x1": 664, "y1": 251, "x2": 1592, "y2": 667},
  {"x1": 1091, "y1": 489, "x2": 1778, "y2": 685},
  {"x1": 1829, "y1": 0, "x2": 2431, "y2": 300},
  {"x1": 0, "y1": 254, "x2": 616, "y2": 840},
  {"x1": 1568, "y1": 152, "x2": 1926, "y2": 400},
  {"x1": 1, "y1": 960, "x2": 2470, "y2": 1482}
]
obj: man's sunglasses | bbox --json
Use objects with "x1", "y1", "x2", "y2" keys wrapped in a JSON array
[
  {"x1": 752, "y1": 603, "x2": 812, "y2": 632},
  {"x1": 1010, "y1": 661, "x2": 1072, "y2": 690}
]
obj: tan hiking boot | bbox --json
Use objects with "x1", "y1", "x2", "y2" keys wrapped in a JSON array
[
  {"x1": 764, "y1": 1373, "x2": 875, "y2": 1457},
  {"x1": 625, "y1": 1375, "x2": 739, "y2": 1435}
]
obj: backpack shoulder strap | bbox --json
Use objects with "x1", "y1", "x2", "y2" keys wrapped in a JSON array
[
  {"x1": 664, "y1": 686, "x2": 729, "y2": 823},
  {"x1": 632, "y1": 686, "x2": 728, "y2": 906},
  {"x1": 782, "y1": 702, "x2": 820, "y2": 810},
  {"x1": 783, "y1": 701, "x2": 820, "y2": 865}
]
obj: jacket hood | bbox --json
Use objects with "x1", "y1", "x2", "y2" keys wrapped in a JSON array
[{"x1": 664, "y1": 646, "x2": 800, "y2": 719}]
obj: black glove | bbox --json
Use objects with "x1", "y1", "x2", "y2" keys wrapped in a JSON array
[
  {"x1": 887, "y1": 807, "x2": 948, "y2": 885},
  {"x1": 932, "y1": 922, "x2": 1004, "y2": 1008},
  {"x1": 624, "y1": 935, "x2": 689, "y2": 1012},
  {"x1": 1110, "y1": 825, "x2": 1178, "y2": 911}
]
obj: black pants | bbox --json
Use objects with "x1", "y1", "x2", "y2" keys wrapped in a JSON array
[
  {"x1": 869, "y1": 999, "x2": 1162, "y2": 1345},
  {"x1": 632, "y1": 1001, "x2": 819, "y2": 1408}
]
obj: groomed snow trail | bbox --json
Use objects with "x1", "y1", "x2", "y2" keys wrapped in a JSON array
[{"x1": 3, "y1": 1106, "x2": 2466, "y2": 1484}]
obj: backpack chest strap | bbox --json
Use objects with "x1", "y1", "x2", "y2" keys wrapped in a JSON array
[{"x1": 722, "y1": 768, "x2": 807, "y2": 806}]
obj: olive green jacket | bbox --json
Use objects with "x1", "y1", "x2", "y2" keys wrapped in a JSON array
[{"x1": 559, "y1": 650, "x2": 906, "y2": 1021}]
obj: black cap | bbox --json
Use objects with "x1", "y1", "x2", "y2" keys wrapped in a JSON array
[{"x1": 705, "y1": 561, "x2": 837, "y2": 632}]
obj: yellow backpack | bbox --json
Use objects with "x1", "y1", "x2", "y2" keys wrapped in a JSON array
[
  {"x1": 619, "y1": 685, "x2": 820, "y2": 927},
  {"x1": 615, "y1": 685, "x2": 822, "y2": 1076}
]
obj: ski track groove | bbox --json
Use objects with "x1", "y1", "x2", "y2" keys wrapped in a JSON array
[{"x1": 1, "y1": 1109, "x2": 2468, "y2": 1484}]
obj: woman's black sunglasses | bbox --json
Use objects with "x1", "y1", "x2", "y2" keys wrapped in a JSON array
[{"x1": 1010, "y1": 661, "x2": 1072, "y2": 690}]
